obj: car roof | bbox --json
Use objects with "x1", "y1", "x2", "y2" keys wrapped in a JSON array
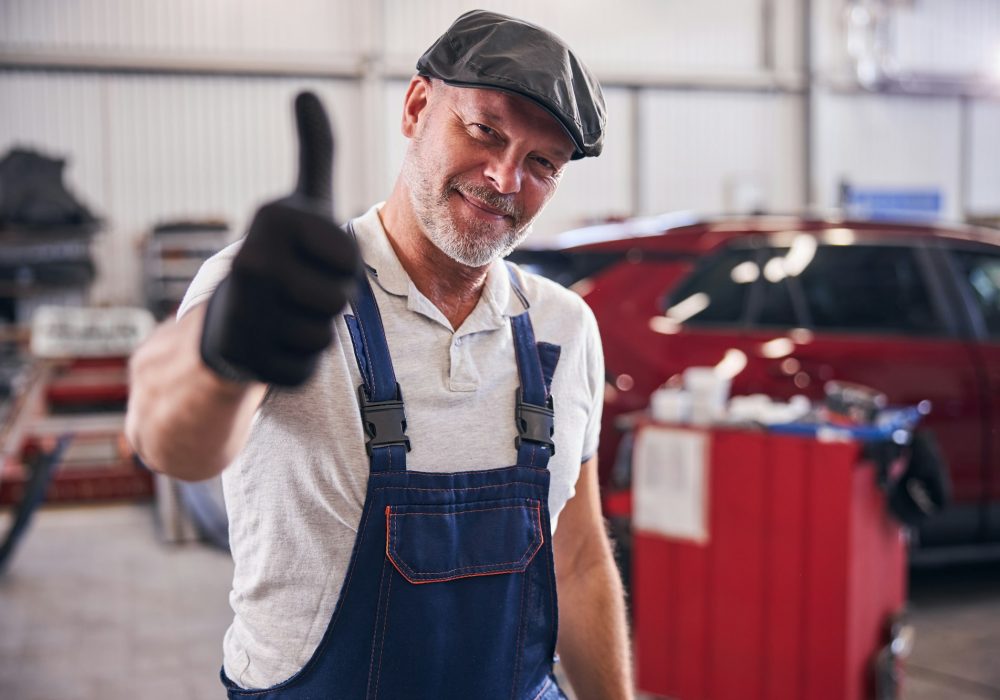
[{"x1": 548, "y1": 214, "x2": 1000, "y2": 256}]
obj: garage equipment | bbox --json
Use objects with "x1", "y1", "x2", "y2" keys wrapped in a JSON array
[
  {"x1": 621, "y1": 423, "x2": 910, "y2": 700},
  {"x1": 141, "y1": 219, "x2": 229, "y2": 320},
  {"x1": 0, "y1": 307, "x2": 157, "y2": 571}
]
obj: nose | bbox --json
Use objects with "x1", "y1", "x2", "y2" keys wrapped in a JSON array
[{"x1": 483, "y1": 151, "x2": 522, "y2": 195}]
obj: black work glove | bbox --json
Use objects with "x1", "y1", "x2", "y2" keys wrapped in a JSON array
[{"x1": 200, "y1": 91, "x2": 360, "y2": 387}]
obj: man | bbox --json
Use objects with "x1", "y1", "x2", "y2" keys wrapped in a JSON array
[{"x1": 127, "y1": 10, "x2": 631, "y2": 700}]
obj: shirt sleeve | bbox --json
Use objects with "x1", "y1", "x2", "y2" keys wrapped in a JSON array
[
  {"x1": 176, "y1": 240, "x2": 242, "y2": 320},
  {"x1": 579, "y1": 302, "x2": 605, "y2": 463}
]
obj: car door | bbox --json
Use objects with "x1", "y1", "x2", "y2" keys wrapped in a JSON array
[
  {"x1": 943, "y1": 244, "x2": 1000, "y2": 542},
  {"x1": 737, "y1": 239, "x2": 985, "y2": 546}
]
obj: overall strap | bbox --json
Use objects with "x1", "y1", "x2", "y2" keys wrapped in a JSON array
[
  {"x1": 507, "y1": 264, "x2": 561, "y2": 469},
  {"x1": 343, "y1": 221, "x2": 410, "y2": 473}
]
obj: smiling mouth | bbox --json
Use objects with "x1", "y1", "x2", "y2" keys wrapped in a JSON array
[{"x1": 456, "y1": 190, "x2": 510, "y2": 219}]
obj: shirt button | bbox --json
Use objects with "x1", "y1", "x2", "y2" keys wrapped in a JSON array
[{"x1": 454, "y1": 337, "x2": 463, "y2": 347}]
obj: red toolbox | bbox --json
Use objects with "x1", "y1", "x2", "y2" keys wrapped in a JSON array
[{"x1": 628, "y1": 423, "x2": 908, "y2": 700}]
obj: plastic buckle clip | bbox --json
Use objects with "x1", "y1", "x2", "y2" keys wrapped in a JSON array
[
  {"x1": 514, "y1": 388, "x2": 556, "y2": 456},
  {"x1": 358, "y1": 383, "x2": 411, "y2": 457}
]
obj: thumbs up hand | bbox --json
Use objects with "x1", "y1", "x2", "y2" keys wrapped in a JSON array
[{"x1": 200, "y1": 92, "x2": 361, "y2": 387}]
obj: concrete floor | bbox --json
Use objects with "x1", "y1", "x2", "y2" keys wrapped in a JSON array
[
  {"x1": 0, "y1": 504, "x2": 998, "y2": 700},
  {"x1": 904, "y1": 560, "x2": 1000, "y2": 700},
  {"x1": 0, "y1": 504, "x2": 232, "y2": 700}
]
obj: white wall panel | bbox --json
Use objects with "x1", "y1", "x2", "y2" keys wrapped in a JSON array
[
  {"x1": 811, "y1": 0, "x2": 853, "y2": 78},
  {"x1": 638, "y1": 91, "x2": 804, "y2": 216},
  {"x1": 382, "y1": 0, "x2": 767, "y2": 78},
  {"x1": 772, "y1": 0, "x2": 804, "y2": 74},
  {"x1": 967, "y1": 100, "x2": 1000, "y2": 215},
  {"x1": 0, "y1": 0, "x2": 365, "y2": 64},
  {"x1": 812, "y1": 91, "x2": 962, "y2": 219},
  {"x1": 890, "y1": 0, "x2": 1000, "y2": 76}
]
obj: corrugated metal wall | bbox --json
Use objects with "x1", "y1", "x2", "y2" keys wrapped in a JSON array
[
  {"x1": 813, "y1": 91, "x2": 964, "y2": 218},
  {"x1": 969, "y1": 101, "x2": 1000, "y2": 216},
  {"x1": 638, "y1": 91, "x2": 805, "y2": 215},
  {"x1": 0, "y1": 0, "x2": 366, "y2": 63},
  {"x1": 890, "y1": 0, "x2": 1000, "y2": 76},
  {"x1": 382, "y1": 0, "x2": 767, "y2": 76},
  {"x1": 2, "y1": 0, "x2": 999, "y2": 304}
]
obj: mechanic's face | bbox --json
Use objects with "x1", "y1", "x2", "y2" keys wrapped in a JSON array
[{"x1": 400, "y1": 78, "x2": 575, "y2": 268}]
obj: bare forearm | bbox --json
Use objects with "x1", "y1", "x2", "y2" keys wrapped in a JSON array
[
  {"x1": 125, "y1": 305, "x2": 265, "y2": 481},
  {"x1": 556, "y1": 547, "x2": 633, "y2": 700}
]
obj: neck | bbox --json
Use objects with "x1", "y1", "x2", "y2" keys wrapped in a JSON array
[{"x1": 378, "y1": 180, "x2": 489, "y2": 330}]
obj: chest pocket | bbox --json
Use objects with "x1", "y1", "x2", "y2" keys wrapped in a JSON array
[{"x1": 385, "y1": 498, "x2": 543, "y2": 584}]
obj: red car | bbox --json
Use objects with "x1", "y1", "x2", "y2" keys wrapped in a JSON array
[{"x1": 513, "y1": 216, "x2": 1000, "y2": 554}]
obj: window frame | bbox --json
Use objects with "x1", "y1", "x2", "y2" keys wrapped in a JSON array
[
  {"x1": 935, "y1": 239, "x2": 1000, "y2": 342},
  {"x1": 667, "y1": 234, "x2": 958, "y2": 339}
]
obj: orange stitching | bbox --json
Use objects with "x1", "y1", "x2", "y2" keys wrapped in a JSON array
[
  {"x1": 383, "y1": 505, "x2": 391, "y2": 561},
  {"x1": 389, "y1": 503, "x2": 537, "y2": 517},
  {"x1": 387, "y1": 539, "x2": 544, "y2": 582},
  {"x1": 389, "y1": 561, "x2": 539, "y2": 585},
  {"x1": 387, "y1": 504, "x2": 543, "y2": 577}
]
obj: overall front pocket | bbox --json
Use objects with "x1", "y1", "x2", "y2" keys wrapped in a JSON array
[{"x1": 385, "y1": 498, "x2": 544, "y2": 583}]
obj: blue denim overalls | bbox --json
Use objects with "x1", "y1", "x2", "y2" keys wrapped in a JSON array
[{"x1": 221, "y1": 249, "x2": 567, "y2": 699}]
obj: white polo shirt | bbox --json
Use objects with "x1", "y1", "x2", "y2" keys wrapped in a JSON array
[{"x1": 178, "y1": 203, "x2": 604, "y2": 690}]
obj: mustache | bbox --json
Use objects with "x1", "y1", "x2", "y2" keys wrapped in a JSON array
[{"x1": 449, "y1": 180, "x2": 521, "y2": 220}]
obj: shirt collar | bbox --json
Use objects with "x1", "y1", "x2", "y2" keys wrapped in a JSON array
[{"x1": 351, "y1": 204, "x2": 529, "y2": 328}]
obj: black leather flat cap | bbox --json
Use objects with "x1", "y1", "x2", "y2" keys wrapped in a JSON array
[{"x1": 416, "y1": 10, "x2": 606, "y2": 159}]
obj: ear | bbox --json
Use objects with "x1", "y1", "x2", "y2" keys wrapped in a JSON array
[{"x1": 401, "y1": 76, "x2": 432, "y2": 139}]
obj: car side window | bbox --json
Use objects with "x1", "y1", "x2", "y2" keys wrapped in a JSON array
[
  {"x1": 950, "y1": 250, "x2": 1000, "y2": 339},
  {"x1": 665, "y1": 247, "x2": 757, "y2": 325},
  {"x1": 754, "y1": 248, "x2": 801, "y2": 327},
  {"x1": 794, "y1": 245, "x2": 942, "y2": 335}
]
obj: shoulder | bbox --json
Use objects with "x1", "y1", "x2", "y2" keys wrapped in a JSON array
[{"x1": 505, "y1": 262, "x2": 600, "y2": 344}]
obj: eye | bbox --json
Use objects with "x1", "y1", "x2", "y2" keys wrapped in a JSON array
[
  {"x1": 531, "y1": 155, "x2": 558, "y2": 173},
  {"x1": 473, "y1": 123, "x2": 497, "y2": 138}
]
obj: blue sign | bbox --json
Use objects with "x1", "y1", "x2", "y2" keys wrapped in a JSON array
[{"x1": 843, "y1": 187, "x2": 943, "y2": 222}]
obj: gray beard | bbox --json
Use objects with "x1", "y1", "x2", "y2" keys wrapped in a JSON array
[
  {"x1": 422, "y1": 206, "x2": 532, "y2": 267},
  {"x1": 404, "y1": 163, "x2": 532, "y2": 267}
]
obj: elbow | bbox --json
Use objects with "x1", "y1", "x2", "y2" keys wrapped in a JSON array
[
  {"x1": 126, "y1": 423, "x2": 229, "y2": 482},
  {"x1": 124, "y1": 390, "x2": 230, "y2": 483}
]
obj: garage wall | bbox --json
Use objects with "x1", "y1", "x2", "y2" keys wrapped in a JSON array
[
  {"x1": 812, "y1": 91, "x2": 965, "y2": 218},
  {"x1": 638, "y1": 91, "x2": 805, "y2": 216},
  {"x1": 889, "y1": 0, "x2": 1000, "y2": 76},
  {"x1": 0, "y1": 71, "x2": 366, "y2": 303},
  {"x1": 0, "y1": 0, "x2": 368, "y2": 65},
  {"x1": 1, "y1": 0, "x2": 999, "y2": 304},
  {"x1": 382, "y1": 0, "x2": 769, "y2": 77},
  {"x1": 968, "y1": 100, "x2": 1000, "y2": 217}
]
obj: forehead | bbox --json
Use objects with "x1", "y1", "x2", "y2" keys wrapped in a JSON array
[{"x1": 439, "y1": 83, "x2": 575, "y2": 158}]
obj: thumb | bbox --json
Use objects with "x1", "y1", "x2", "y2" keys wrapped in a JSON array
[{"x1": 292, "y1": 91, "x2": 334, "y2": 215}]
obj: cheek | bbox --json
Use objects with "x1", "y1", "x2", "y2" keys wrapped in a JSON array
[{"x1": 525, "y1": 179, "x2": 559, "y2": 212}]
